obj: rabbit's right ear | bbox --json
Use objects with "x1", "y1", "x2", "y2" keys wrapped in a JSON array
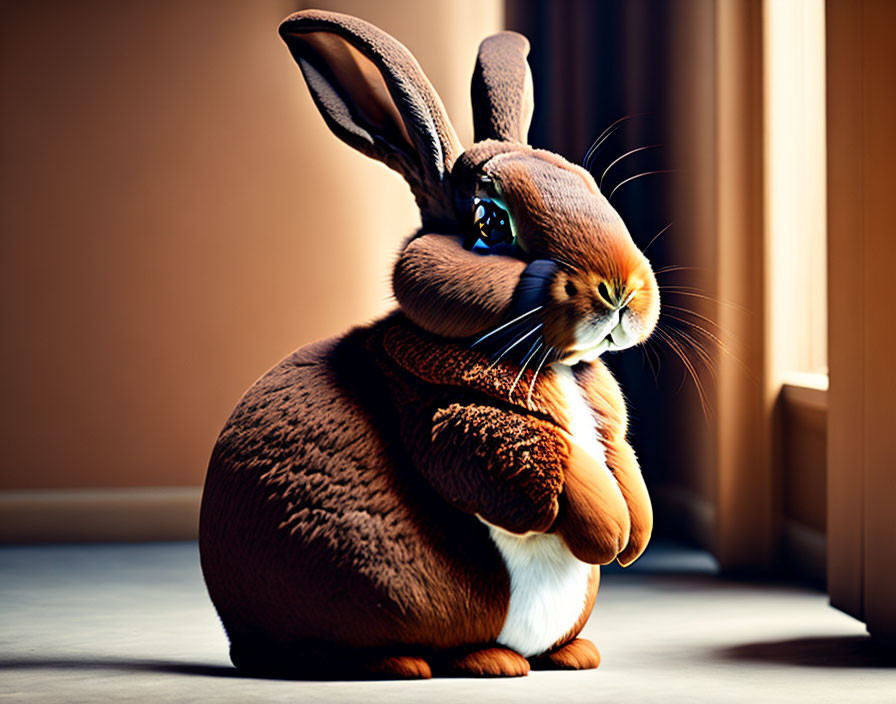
[{"x1": 279, "y1": 10, "x2": 462, "y2": 224}]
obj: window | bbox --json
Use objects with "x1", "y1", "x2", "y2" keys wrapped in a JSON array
[{"x1": 765, "y1": 0, "x2": 828, "y2": 384}]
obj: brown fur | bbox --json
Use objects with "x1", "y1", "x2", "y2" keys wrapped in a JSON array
[
  {"x1": 471, "y1": 32, "x2": 534, "y2": 143},
  {"x1": 279, "y1": 10, "x2": 461, "y2": 225},
  {"x1": 200, "y1": 9, "x2": 655, "y2": 678},
  {"x1": 531, "y1": 638, "x2": 602, "y2": 671},
  {"x1": 201, "y1": 327, "x2": 510, "y2": 660},
  {"x1": 576, "y1": 362, "x2": 654, "y2": 566},
  {"x1": 201, "y1": 314, "x2": 648, "y2": 675},
  {"x1": 442, "y1": 646, "x2": 530, "y2": 677},
  {"x1": 464, "y1": 146, "x2": 659, "y2": 352},
  {"x1": 552, "y1": 441, "x2": 631, "y2": 564},
  {"x1": 393, "y1": 233, "x2": 527, "y2": 338}
]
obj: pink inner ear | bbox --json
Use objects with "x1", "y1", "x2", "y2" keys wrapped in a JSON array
[{"x1": 291, "y1": 31, "x2": 414, "y2": 153}]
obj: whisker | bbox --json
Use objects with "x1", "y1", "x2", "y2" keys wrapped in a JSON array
[
  {"x1": 643, "y1": 337, "x2": 662, "y2": 383},
  {"x1": 608, "y1": 170, "x2": 675, "y2": 203},
  {"x1": 582, "y1": 112, "x2": 651, "y2": 172},
  {"x1": 660, "y1": 288, "x2": 752, "y2": 313},
  {"x1": 663, "y1": 304, "x2": 723, "y2": 330},
  {"x1": 659, "y1": 284, "x2": 706, "y2": 291},
  {"x1": 662, "y1": 312, "x2": 728, "y2": 349},
  {"x1": 662, "y1": 325, "x2": 718, "y2": 381},
  {"x1": 488, "y1": 324, "x2": 542, "y2": 369},
  {"x1": 509, "y1": 341, "x2": 543, "y2": 401},
  {"x1": 586, "y1": 125, "x2": 624, "y2": 172},
  {"x1": 654, "y1": 327, "x2": 711, "y2": 418},
  {"x1": 642, "y1": 221, "x2": 674, "y2": 254},
  {"x1": 551, "y1": 256, "x2": 580, "y2": 273},
  {"x1": 663, "y1": 314, "x2": 729, "y2": 354},
  {"x1": 653, "y1": 265, "x2": 703, "y2": 275},
  {"x1": 526, "y1": 345, "x2": 553, "y2": 408},
  {"x1": 470, "y1": 306, "x2": 543, "y2": 348},
  {"x1": 640, "y1": 341, "x2": 659, "y2": 384},
  {"x1": 661, "y1": 313, "x2": 756, "y2": 383},
  {"x1": 599, "y1": 144, "x2": 662, "y2": 192}
]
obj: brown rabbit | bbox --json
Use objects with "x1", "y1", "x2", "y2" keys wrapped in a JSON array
[{"x1": 199, "y1": 9, "x2": 658, "y2": 679}]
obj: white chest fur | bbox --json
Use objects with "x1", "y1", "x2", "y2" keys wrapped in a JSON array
[
  {"x1": 484, "y1": 366, "x2": 604, "y2": 657},
  {"x1": 553, "y1": 365, "x2": 609, "y2": 467},
  {"x1": 487, "y1": 526, "x2": 591, "y2": 657}
]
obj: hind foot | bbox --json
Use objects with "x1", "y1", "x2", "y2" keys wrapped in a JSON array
[
  {"x1": 364, "y1": 654, "x2": 432, "y2": 679},
  {"x1": 441, "y1": 646, "x2": 530, "y2": 677},
  {"x1": 530, "y1": 638, "x2": 601, "y2": 671}
]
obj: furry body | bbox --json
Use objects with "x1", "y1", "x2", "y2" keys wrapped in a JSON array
[
  {"x1": 200, "y1": 314, "x2": 619, "y2": 675},
  {"x1": 200, "y1": 9, "x2": 655, "y2": 679}
]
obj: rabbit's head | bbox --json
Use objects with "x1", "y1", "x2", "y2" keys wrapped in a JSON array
[{"x1": 280, "y1": 11, "x2": 659, "y2": 365}]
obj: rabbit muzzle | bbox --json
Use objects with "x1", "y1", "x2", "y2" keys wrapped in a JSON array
[{"x1": 512, "y1": 257, "x2": 655, "y2": 366}]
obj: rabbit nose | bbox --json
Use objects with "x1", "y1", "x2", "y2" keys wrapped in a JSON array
[
  {"x1": 597, "y1": 280, "x2": 615, "y2": 307},
  {"x1": 597, "y1": 281, "x2": 637, "y2": 311},
  {"x1": 596, "y1": 279, "x2": 630, "y2": 311}
]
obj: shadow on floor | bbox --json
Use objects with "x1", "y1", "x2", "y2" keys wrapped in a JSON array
[
  {"x1": 717, "y1": 635, "x2": 896, "y2": 668},
  {"x1": 0, "y1": 657, "x2": 241, "y2": 679},
  {"x1": 0, "y1": 656, "x2": 430, "y2": 682}
]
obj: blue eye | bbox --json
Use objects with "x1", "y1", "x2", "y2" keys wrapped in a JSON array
[{"x1": 464, "y1": 196, "x2": 515, "y2": 251}]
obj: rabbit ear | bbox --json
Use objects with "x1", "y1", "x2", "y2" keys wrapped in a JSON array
[
  {"x1": 471, "y1": 32, "x2": 534, "y2": 144},
  {"x1": 279, "y1": 10, "x2": 462, "y2": 222}
]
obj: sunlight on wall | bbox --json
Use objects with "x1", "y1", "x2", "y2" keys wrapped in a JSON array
[
  {"x1": 765, "y1": 0, "x2": 827, "y2": 379},
  {"x1": 0, "y1": 0, "x2": 502, "y2": 490}
]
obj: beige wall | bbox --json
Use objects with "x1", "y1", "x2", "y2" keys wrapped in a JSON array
[{"x1": 0, "y1": 0, "x2": 501, "y2": 490}]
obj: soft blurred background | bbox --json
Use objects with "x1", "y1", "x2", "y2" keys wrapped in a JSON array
[{"x1": 1, "y1": 0, "x2": 894, "y2": 659}]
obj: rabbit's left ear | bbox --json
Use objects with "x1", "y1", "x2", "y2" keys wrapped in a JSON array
[
  {"x1": 279, "y1": 10, "x2": 462, "y2": 223},
  {"x1": 471, "y1": 32, "x2": 534, "y2": 144}
]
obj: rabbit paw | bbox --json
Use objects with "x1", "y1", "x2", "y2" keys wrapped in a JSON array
[
  {"x1": 441, "y1": 646, "x2": 530, "y2": 677},
  {"x1": 530, "y1": 638, "x2": 601, "y2": 670},
  {"x1": 364, "y1": 655, "x2": 433, "y2": 679}
]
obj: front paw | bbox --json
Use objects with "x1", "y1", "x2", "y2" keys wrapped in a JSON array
[
  {"x1": 605, "y1": 440, "x2": 653, "y2": 567},
  {"x1": 476, "y1": 494, "x2": 559, "y2": 536},
  {"x1": 553, "y1": 441, "x2": 630, "y2": 565},
  {"x1": 616, "y1": 523, "x2": 651, "y2": 567}
]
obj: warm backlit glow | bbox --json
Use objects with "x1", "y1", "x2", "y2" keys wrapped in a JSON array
[{"x1": 764, "y1": 0, "x2": 827, "y2": 376}]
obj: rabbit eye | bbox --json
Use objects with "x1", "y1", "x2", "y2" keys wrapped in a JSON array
[{"x1": 465, "y1": 196, "x2": 516, "y2": 251}]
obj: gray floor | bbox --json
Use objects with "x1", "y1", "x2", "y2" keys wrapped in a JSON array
[{"x1": 1, "y1": 541, "x2": 893, "y2": 703}]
